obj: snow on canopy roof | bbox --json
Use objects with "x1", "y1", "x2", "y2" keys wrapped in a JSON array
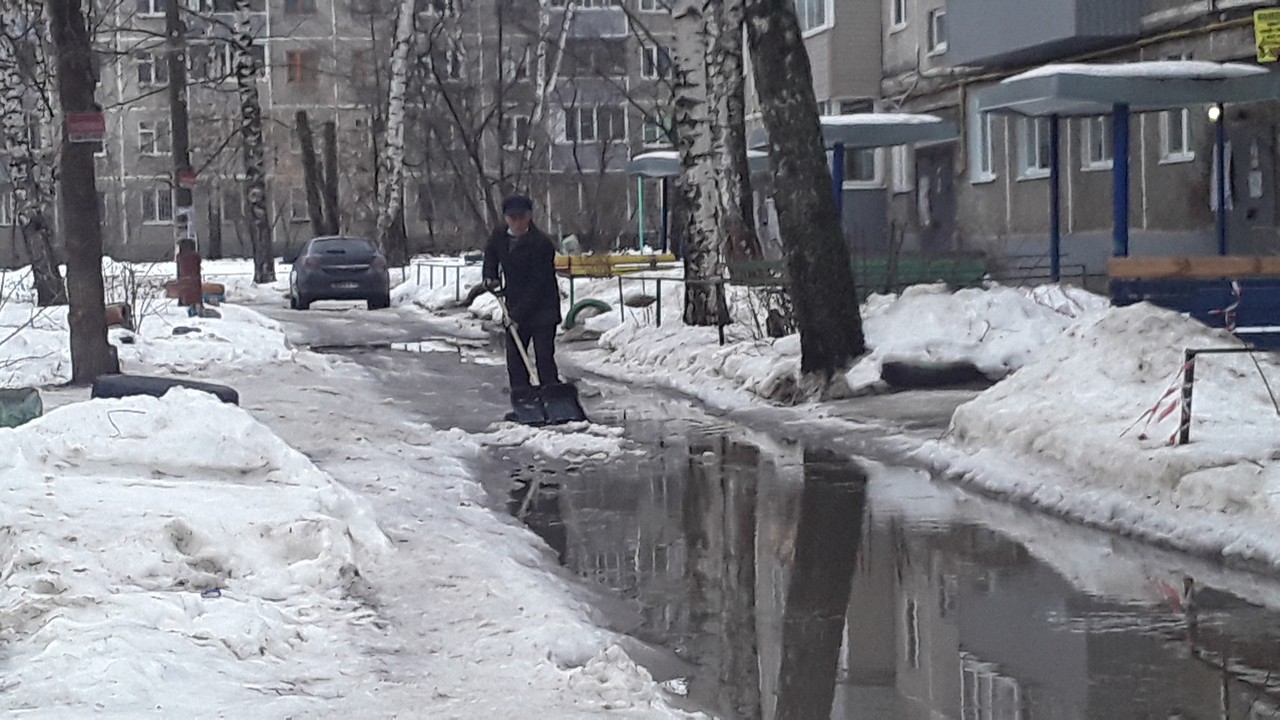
[
  {"x1": 747, "y1": 113, "x2": 958, "y2": 150},
  {"x1": 1005, "y1": 61, "x2": 1269, "y2": 83},
  {"x1": 821, "y1": 113, "x2": 945, "y2": 125},
  {"x1": 978, "y1": 61, "x2": 1280, "y2": 117},
  {"x1": 625, "y1": 149, "x2": 771, "y2": 177}
]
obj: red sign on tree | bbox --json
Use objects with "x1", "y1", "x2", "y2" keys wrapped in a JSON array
[{"x1": 65, "y1": 112, "x2": 106, "y2": 143}]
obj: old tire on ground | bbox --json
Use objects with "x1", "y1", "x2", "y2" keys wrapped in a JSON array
[
  {"x1": 91, "y1": 374, "x2": 240, "y2": 405},
  {"x1": 563, "y1": 298, "x2": 612, "y2": 329},
  {"x1": 879, "y1": 361, "x2": 991, "y2": 390}
]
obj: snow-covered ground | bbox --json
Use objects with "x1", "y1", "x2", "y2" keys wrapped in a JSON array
[
  {"x1": 5, "y1": 253, "x2": 1280, "y2": 712},
  {"x1": 0, "y1": 260, "x2": 695, "y2": 717},
  {"x1": 396, "y1": 258, "x2": 1280, "y2": 573}
]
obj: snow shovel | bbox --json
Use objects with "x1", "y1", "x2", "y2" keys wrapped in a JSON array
[{"x1": 494, "y1": 293, "x2": 588, "y2": 426}]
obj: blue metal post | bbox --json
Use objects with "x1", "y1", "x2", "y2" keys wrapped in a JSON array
[
  {"x1": 1215, "y1": 105, "x2": 1228, "y2": 256},
  {"x1": 636, "y1": 176, "x2": 646, "y2": 251},
  {"x1": 659, "y1": 177, "x2": 670, "y2": 253},
  {"x1": 831, "y1": 143, "x2": 846, "y2": 226},
  {"x1": 1049, "y1": 115, "x2": 1062, "y2": 282},
  {"x1": 1112, "y1": 104, "x2": 1131, "y2": 257}
]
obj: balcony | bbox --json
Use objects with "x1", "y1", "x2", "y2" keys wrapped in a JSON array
[{"x1": 948, "y1": 0, "x2": 1142, "y2": 68}]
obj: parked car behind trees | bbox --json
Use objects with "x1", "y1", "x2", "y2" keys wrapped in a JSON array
[{"x1": 289, "y1": 236, "x2": 391, "y2": 310}]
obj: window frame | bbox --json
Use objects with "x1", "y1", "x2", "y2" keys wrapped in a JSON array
[
  {"x1": 0, "y1": 191, "x2": 13, "y2": 226},
  {"x1": 839, "y1": 146, "x2": 883, "y2": 188},
  {"x1": 141, "y1": 186, "x2": 173, "y2": 224},
  {"x1": 137, "y1": 52, "x2": 169, "y2": 87},
  {"x1": 1159, "y1": 107, "x2": 1195, "y2": 164},
  {"x1": 890, "y1": 0, "x2": 907, "y2": 31},
  {"x1": 136, "y1": 0, "x2": 166, "y2": 18},
  {"x1": 285, "y1": 50, "x2": 318, "y2": 84},
  {"x1": 642, "y1": 113, "x2": 671, "y2": 147},
  {"x1": 1081, "y1": 115, "x2": 1113, "y2": 171},
  {"x1": 284, "y1": 0, "x2": 317, "y2": 13},
  {"x1": 637, "y1": 0, "x2": 663, "y2": 12},
  {"x1": 640, "y1": 45, "x2": 671, "y2": 80},
  {"x1": 926, "y1": 8, "x2": 946, "y2": 55},
  {"x1": 1017, "y1": 116, "x2": 1052, "y2": 180},
  {"x1": 138, "y1": 119, "x2": 170, "y2": 156},
  {"x1": 798, "y1": 0, "x2": 833, "y2": 36},
  {"x1": 969, "y1": 105, "x2": 996, "y2": 184},
  {"x1": 502, "y1": 114, "x2": 531, "y2": 150}
]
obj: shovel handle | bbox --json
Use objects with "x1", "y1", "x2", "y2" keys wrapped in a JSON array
[{"x1": 492, "y1": 292, "x2": 540, "y2": 387}]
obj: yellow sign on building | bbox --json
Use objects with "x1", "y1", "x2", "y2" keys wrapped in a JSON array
[{"x1": 1257, "y1": 8, "x2": 1280, "y2": 63}]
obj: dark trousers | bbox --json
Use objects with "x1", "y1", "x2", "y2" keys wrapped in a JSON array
[{"x1": 505, "y1": 323, "x2": 559, "y2": 389}]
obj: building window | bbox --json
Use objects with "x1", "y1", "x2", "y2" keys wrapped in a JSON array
[
  {"x1": 969, "y1": 98, "x2": 995, "y2": 183},
  {"x1": 289, "y1": 188, "x2": 309, "y2": 222},
  {"x1": 137, "y1": 52, "x2": 169, "y2": 87},
  {"x1": 0, "y1": 191, "x2": 13, "y2": 226},
  {"x1": 502, "y1": 115, "x2": 530, "y2": 150},
  {"x1": 350, "y1": 0, "x2": 379, "y2": 12},
  {"x1": 638, "y1": 0, "x2": 664, "y2": 11},
  {"x1": 284, "y1": 0, "x2": 316, "y2": 13},
  {"x1": 1160, "y1": 108, "x2": 1194, "y2": 162},
  {"x1": 138, "y1": 119, "x2": 171, "y2": 155},
  {"x1": 198, "y1": 0, "x2": 237, "y2": 12},
  {"x1": 142, "y1": 186, "x2": 173, "y2": 223},
  {"x1": 841, "y1": 147, "x2": 880, "y2": 186},
  {"x1": 892, "y1": 145, "x2": 913, "y2": 193},
  {"x1": 927, "y1": 9, "x2": 946, "y2": 54},
  {"x1": 797, "y1": 0, "x2": 829, "y2": 33},
  {"x1": 1081, "y1": 116, "x2": 1112, "y2": 170},
  {"x1": 505, "y1": 46, "x2": 530, "y2": 81},
  {"x1": 286, "y1": 50, "x2": 319, "y2": 84},
  {"x1": 642, "y1": 114, "x2": 671, "y2": 146},
  {"x1": 445, "y1": 45, "x2": 465, "y2": 80},
  {"x1": 1017, "y1": 116, "x2": 1051, "y2": 179},
  {"x1": 891, "y1": 0, "x2": 907, "y2": 29},
  {"x1": 136, "y1": 0, "x2": 167, "y2": 16},
  {"x1": 563, "y1": 106, "x2": 625, "y2": 143},
  {"x1": 641, "y1": 45, "x2": 671, "y2": 80},
  {"x1": 421, "y1": 0, "x2": 459, "y2": 15}
]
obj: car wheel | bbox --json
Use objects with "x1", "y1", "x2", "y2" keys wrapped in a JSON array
[
  {"x1": 296, "y1": 295, "x2": 312, "y2": 311},
  {"x1": 288, "y1": 294, "x2": 298, "y2": 310},
  {"x1": 368, "y1": 293, "x2": 391, "y2": 310}
]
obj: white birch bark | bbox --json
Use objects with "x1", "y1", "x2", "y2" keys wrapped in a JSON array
[
  {"x1": 671, "y1": 0, "x2": 724, "y2": 325},
  {"x1": 376, "y1": 0, "x2": 414, "y2": 264},
  {"x1": 233, "y1": 0, "x2": 274, "y2": 283},
  {"x1": 706, "y1": 0, "x2": 760, "y2": 263},
  {"x1": 1, "y1": 0, "x2": 65, "y2": 305},
  {"x1": 520, "y1": 0, "x2": 575, "y2": 185}
]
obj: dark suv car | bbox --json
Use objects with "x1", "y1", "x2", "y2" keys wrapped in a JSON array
[{"x1": 289, "y1": 236, "x2": 391, "y2": 310}]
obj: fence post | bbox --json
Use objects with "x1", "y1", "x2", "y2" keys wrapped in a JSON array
[
  {"x1": 656, "y1": 279, "x2": 662, "y2": 327},
  {"x1": 618, "y1": 276, "x2": 624, "y2": 322},
  {"x1": 455, "y1": 266, "x2": 461, "y2": 302},
  {"x1": 1178, "y1": 349, "x2": 1196, "y2": 445}
]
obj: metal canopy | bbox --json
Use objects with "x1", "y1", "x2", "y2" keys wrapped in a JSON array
[
  {"x1": 748, "y1": 113, "x2": 958, "y2": 150},
  {"x1": 624, "y1": 149, "x2": 772, "y2": 178},
  {"x1": 974, "y1": 62, "x2": 1280, "y2": 117}
]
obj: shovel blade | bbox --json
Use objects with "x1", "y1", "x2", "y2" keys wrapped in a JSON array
[
  {"x1": 508, "y1": 386, "x2": 549, "y2": 426},
  {"x1": 540, "y1": 382, "x2": 589, "y2": 425}
]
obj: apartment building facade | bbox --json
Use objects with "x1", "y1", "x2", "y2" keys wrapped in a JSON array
[
  {"x1": 0, "y1": 0, "x2": 676, "y2": 266},
  {"x1": 878, "y1": 0, "x2": 1280, "y2": 275}
]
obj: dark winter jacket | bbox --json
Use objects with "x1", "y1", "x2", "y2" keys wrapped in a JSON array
[{"x1": 483, "y1": 224, "x2": 562, "y2": 329}]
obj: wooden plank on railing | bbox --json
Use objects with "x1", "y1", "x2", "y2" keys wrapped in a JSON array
[{"x1": 1109, "y1": 256, "x2": 1280, "y2": 279}]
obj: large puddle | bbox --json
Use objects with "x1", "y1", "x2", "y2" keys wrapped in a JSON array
[
  {"x1": 326, "y1": 335, "x2": 1280, "y2": 719},
  {"x1": 510, "y1": 423, "x2": 1280, "y2": 719}
]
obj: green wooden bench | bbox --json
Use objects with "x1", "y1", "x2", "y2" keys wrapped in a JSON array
[{"x1": 727, "y1": 254, "x2": 990, "y2": 298}]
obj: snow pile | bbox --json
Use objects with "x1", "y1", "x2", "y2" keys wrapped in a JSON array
[
  {"x1": 0, "y1": 298, "x2": 296, "y2": 387},
  {"x1": 845, "y1": 283, "x2": 1109, "y2": 390},
  {"x1": 465, "y1": 419, "x2": 634, "y2": 461},
  {"x1": 392, "y1": 260, "x2": 486, "y2": 311},
  {"x1": 587, "y1": 282, "x2": 1108, "y2": 405},
  {"x1": 0, "y1": 389, "x2": 389, "y2": 715},
  {"x1": 932, "y1": 302, "x2": 1280, "y2": 569},
  {"x1": 1008, "y1": 60, "x2": 1268, "y2": 82}
]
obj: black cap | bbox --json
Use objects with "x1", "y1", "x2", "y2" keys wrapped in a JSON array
[{"x1": 502, "y1": 194, "x2": 534, "y2": 216}]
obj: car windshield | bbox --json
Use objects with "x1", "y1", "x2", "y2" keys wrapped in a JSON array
[{"x1": 309, "y1": 238, "x2": 376, "y2": 255}]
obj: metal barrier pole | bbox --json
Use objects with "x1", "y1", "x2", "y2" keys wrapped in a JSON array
[
  {"x1": 1179, "y1": 349, "x2": 1196, "y2": 445},
  {"x1": 656, "y1": 279, "x2": 662, "y2": 327},
  {"x1": 618, "y1": 276, "x2": 624, "y2": 322},
  {"x1": 455, "y1": 266, "x2": 461, "y2": 302}
]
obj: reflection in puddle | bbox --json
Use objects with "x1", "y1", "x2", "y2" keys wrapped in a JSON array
[{"x1": 510, "y1": 428, "x2": 1280, "y2": 720}]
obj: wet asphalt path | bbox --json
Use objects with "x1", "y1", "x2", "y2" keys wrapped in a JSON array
[{"x1": 259, "y1": 300, "x2": 1280, "y2": 720}]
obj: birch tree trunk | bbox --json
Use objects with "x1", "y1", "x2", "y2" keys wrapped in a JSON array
[
  {"x1": 1, "y1": 2, "x2": 66, "y2": 306},
  {"x1": 519, "y1": 0, "x2": 575, "y2": 189},
  {"x1": 47, "y1": 0, "x2": 118, "y2": 382},
  {"x1": 321, "y1": 120, "x2": 340, "y2": 234},
  {"x1": 376, "y1": 0, "x2": 414, "y2": 266},
  {"x1": 233, "y1": 1, "x2": 275, "y2": 284},
  {"x1": 670, "y1": 0, "x2": 724, "y2": 326},
  {"x1": 707, "y1": 0, "x2": 761, "y2": 264},
  {"x1": 295, "y1": 110, "x2": 327, "y2": 237},
  {"x1": 744, "y1": 0, "x2": 864, "y2": 376}
]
